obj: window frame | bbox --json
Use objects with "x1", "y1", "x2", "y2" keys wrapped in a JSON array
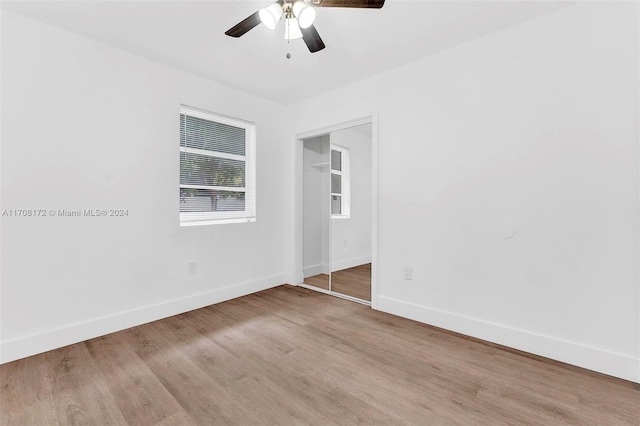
[
  {"x1": 331, "y1": 144, "x2": 350, "y2": 219},
  {"x1": 179, "y1": 105, "x2": 256, "y2": 227}
]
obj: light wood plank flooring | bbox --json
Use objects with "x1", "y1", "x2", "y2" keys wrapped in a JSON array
[
  {"x1": 1, "y1": 285, "x2": 638, "y2": 425},
  {"x1": 331, "y1": 264, "x2": 371, "y2": 301},
  {"x1": 303, "y1": 273, "x2": 329, "y2": 291}
]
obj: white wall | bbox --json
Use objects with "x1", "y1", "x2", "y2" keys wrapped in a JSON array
[
  {"x1": 2, "y1": 3, "x2": 638, "y2": 384},
  {"x1": 290, "y1": 3, "x2": 639, "y2": 383},
  {"x1": 0, "y1": 11, "x2": 292, "y2": 362},
  {"x1": 331, "y1": 125, "x2": 372, "y2": 271},
  {"x1": 302, "y1": 135, "x2": 330, "y2": 277}
]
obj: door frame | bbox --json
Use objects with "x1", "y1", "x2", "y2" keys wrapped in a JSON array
[{"x1": 293, "y1": 112, "x2": 379, "y2": 308}]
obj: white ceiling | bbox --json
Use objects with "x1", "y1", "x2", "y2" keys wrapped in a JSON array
[{"x1": 1, "y1": 0, "x2": 569, "y2": 105}]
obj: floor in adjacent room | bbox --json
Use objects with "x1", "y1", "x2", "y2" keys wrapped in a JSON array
[
  {"x1": 304, "y1": 263, "x2": 371, "y2": 301},
  {"x1": 1, "y1": 285, "x2": 638, "y2": 425},
  {"x1": 303, "y1": 272, "x2": 330, "y2": 291},
  {"x1": 331, "y1": 263, "x2": 371, "y2": 301}
]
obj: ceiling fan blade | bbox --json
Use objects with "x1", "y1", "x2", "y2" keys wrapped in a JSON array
[
  {"x1": 301, "y1": 25, "x2": 326, "y2": 53},
  {"x1": 311, "y1": 0, "x2": 385, "y2": 8},
  {"x1": 225, "y1": 11, "x2": 261, "y2": 38}
]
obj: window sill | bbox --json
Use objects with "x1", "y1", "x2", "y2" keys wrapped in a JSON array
[
  {"x1": 332, "y1": 215, "x2": 350, "y2": 220},
  {"x1": 180, "y1": 217, "x2": 256, "y2": 227}
]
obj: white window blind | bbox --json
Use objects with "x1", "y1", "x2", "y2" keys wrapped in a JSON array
[{"x1": 179, "y1": 106, "x2": 256, "y2": 226}]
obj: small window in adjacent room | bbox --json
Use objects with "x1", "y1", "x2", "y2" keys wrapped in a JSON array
[
  {"x1": 179, "y1": 105, "x2": 256, "y2": 226},
  {"x1": 331, "y1": 145, "x2": 350, "y2": 218}
]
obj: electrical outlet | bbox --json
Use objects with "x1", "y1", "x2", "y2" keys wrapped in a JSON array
[
  {"x1": 188, "y1": 262, "x2": 198, "y2": 275},
  {"x1": 403, "y1": 265, "x2": 413, "y2": 280}
]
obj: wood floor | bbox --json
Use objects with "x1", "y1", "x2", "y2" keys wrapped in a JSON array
[
  {"x1": 303, "y1": 273, "x2": 329, "y2": 291},
  {"x1": 305, "y1": 264, "x2": 371, "y2": 301},
  {"x1": 1, "y1": 285, "x2": 638, "y2": 425},
  {"x1": 331, "y1": 264, "x2": 371, "y2": 301}
]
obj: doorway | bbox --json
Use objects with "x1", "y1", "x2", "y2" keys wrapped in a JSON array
[{"x1": 297, "y1": 119, "x2": 375, "y2": 305}]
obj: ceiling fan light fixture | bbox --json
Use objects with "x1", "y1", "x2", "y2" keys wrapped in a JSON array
[
  {"x1": 259, "y1": 2, "x2": 283, "y2": 30},
  {"x1": 225, "y1": 0, "x2": 386, "y2": 53},
  {"x1": 283, "y1": 17, "x2": 303, "y2": 40},
  {"x1": 292, "y1": 1, "x2": 316, "y2": 29}
]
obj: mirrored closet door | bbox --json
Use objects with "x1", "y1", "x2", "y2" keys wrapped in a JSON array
[
  {"x1": 329, "y1": 124, "x2": 372, "y2": 302},
  {"x1": 300, "y1": 123, "x2": 373, "y2": 303},
  {"x1": 302, "y1": 135, "x2": 331, "y2": 291}
]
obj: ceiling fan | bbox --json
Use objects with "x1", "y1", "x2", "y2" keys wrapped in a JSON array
[{"x1": 225, "y1": 0, "x2": 385, "y2": 53}]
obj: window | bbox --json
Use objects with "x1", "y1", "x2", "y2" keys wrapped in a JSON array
[
  {"x1": 331, "y1": 145, "x2": 350, "y2": 218},
  {"x1": 179, "y1": 106, "x2": 256, "y2": 226}
]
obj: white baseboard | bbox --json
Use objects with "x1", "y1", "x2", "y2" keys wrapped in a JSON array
[
  {"x1": 0, "y1": 274, "x2": 287, "y2": 364},
  {"x1": 305, "y1": 256, "x2": 370, "y2": 276},
  {"x1": 332, "y1": 255, "x2": 371, "y2": 273},
  {"x1": 376, "y1": 296, "x2": 639, "y2": 384},
  {"x1": 303, "y1": 263, "x2": 330, "y2": 278}
]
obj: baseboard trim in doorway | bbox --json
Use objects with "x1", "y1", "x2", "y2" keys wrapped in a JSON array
[
  {"x1": 331, "y1": 256, "x2": 371, "y2": 273},
  {"x1": 303, "y1": 263, "x2": 330, "y2": 278},
  {"x1": 0, "y1": 273, "x2": 287, "y2": 365}
]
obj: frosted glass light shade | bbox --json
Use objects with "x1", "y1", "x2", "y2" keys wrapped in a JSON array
[
  {"x1": 259, "y1": 3, "x2": 283, "y2": 30},
  {"x1": 283, "y1": 18, "x2": 303, "y2": 40},
  {"x1": 292, "y1": 1, "x2": 316, "y2": 29}
]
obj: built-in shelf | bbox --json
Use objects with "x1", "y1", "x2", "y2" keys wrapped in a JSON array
[{"x1": 310, "y1": 162, "x2": 330, "y2": 169}]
